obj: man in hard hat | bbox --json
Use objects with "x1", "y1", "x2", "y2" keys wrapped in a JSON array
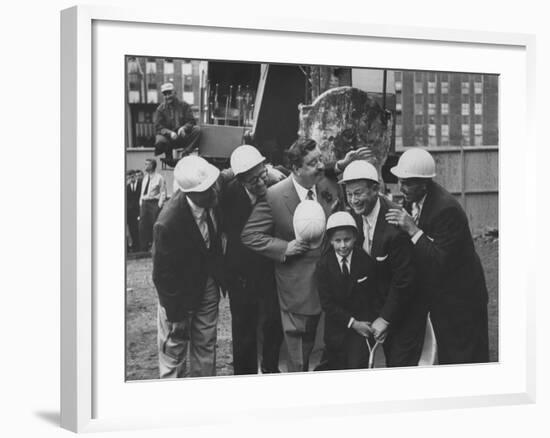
[
  {"x1": 386, "y1": 148, "x2": 489, "y2": 364},
  {"x1": 152, "y1": 155, "x2": 225, "y2": 378},
  {"x1": 241, "y1": 138, "x2": 336, "y2": 372},
  {"x1": 341, "y1": 160, "x2": 424, "y2": 367},
  {"x1": 218, "y1": 145, "x2": 284, "y2": 375},
  {"x1": 139, "y1": 158, "x2": 166, "y2": 252},
  {"x1": 153, "y1": 82, "x2": 201, "y2": 168},
  {"x1": 316, "y1": 211, "x2": 378, "y2": 369}
]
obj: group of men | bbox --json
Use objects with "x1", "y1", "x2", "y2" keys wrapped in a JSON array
[
  {"x1": 126, "y1": 158, "x2": 167, "y2": 253},
  {"x1": 149, "y1": 136, "x2": 490, "y2": 378}
]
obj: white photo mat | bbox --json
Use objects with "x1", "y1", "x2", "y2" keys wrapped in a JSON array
[{"x1": 61, "y1": 5, "x2": 536, "y2": 433}]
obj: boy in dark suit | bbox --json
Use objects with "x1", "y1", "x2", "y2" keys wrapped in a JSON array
[{"x1": 316, "y1": 211, "x2": 378, "y2": 370}]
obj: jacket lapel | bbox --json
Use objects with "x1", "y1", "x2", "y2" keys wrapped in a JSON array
[{"x1": 282, "y1": 177, "x2": 300, "y2": 216}]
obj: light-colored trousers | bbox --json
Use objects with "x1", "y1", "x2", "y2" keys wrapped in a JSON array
[
  {"x1": 157, "y1": 277, "x2": 219, "y2": 378},
  {"x1": 280, "y1": 310, "x2": 320, "y2": 372}
]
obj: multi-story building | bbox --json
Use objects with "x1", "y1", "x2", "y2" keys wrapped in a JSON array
[{"x1": 393, "y1": 70, "x2": 498, "y2": 148}]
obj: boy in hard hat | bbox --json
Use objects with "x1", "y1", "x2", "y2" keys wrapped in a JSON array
[
  {"x1": 153, "y1": 82, "x2": 201, "y2": 168},
  {"x1": 152, "y1": 155, "x2": 225, "y2": 378},
  {"x1": 316, "y1": 211, "x2": 378, "y2": 369},
  {"x1": 386, "y1": 148, "x2": 489, "y2": 364}
]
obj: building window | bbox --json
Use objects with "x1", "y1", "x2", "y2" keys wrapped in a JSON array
[
  {"x1": 396, "y1": 103, "x2": 402, "y2": 112},
  {"x1": 182, "y1": 62, "x2": 192, "y2": 75},
  {"x1": 474, "y1": 81, "x2": 483, "y2": 94},
  {"x1": 462, "y1": 124, "x2": 470, "y2": 135},
  {"x1": 474, "y1": 124, "x2": 483, "y2": 135},
  {"x1": 462, "y1": 94, "x2": 470, "y2": 103},
  {"x1": 395, "y1": 136, "x2": 403, "y2": 148},
  {"x1": 415, "y1": 71, "x2": 424, "y2": 81},
  {"x1": 428, "y1": 82, "x2": 436, "y2": 93},
  {"x1": 474, "y1": 135, "x2": 483, "y2": 146},
  {"x1": 428, "y1": 124, "x2": 436, "y2": 136},
  {"x1": 440, "y1": 72, "x2": 449, "y2": 82},
  {"x1": 462, "y1": 82, "x2": 470, "y2": 94},
  {"x1": 415, "y1": 104, "x2": 423, "y2": 115},
  {"x1": 428, "y1": 94, "x2": 435, "y2": 103},
  {"x1": 414, "y1": 81, "x2": 423, "y2": 94},
  {"x1": 428, "y1": 103, "x2": 436, "y2": 115},
  {"x1": 441, "y1": 115, "x2": 449, "y2": 125},
  {"x1": 441, "y1": 103, "x2": 449, "y2": 115},
  {"x1": 415, "y1": 94, "x2": 423, "y2": 104},
  {"x1": 475, "y1": 93, "x2": 483, "y2": 103},
  {"x1": 164, "y1": 59, "x2": 174, "y2": 83},
  {"x1": 441, "y1": 82, "x2": 449, "y2": 94},
  {"x1": 394, "y1": 71, "x2": 402, "y2": 81},
  {"x1": 415, "y1": 115, "x2": 423, "y2": 125},
  {"x1": 441, "y1": 125, "x2": 449, "y2": 136},
  {"x1": 475, "y1": 103, "x2": 483, "y2": 115},
  {"x1": 395, "y1": 81, "x2": 402, "y2": 91},
  {"x1": 462, "y1": 103, "x2": 470, "y2": 115}
]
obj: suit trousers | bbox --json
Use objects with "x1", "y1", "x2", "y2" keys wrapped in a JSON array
[
  {"x1": 157, "y1": 277, "x2": 220, "y2": 378},
  {"x1": 228, "y1": 273, "x2": 283, "y2": 374},
  {"x1": 154, "y1": 126, "x2": 201, "y2": 158},
  {"x1": 280, "y1": 310, "x2": 320, "y2": 372},
  {"x1": 139, "y1": 200, "x2": 160, "y2": 251}
]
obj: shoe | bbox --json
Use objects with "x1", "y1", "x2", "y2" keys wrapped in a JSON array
[{"x1": 260, "y1": 364, "x2": 281, "y2": 374}]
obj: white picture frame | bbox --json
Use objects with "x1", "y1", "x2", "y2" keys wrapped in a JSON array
[{"x1": 60, "y1": 5, "x2": 536, "y2": 433}]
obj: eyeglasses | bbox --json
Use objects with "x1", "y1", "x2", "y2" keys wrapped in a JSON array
[
  {"x1": 243, "y1": 168, "x2": 268, "y2": 186},
  {"x1": 162, "y1": 91, "x2": 173, "y2": 96}
]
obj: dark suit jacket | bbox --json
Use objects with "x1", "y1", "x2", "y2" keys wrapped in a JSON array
[
  {"x1": 409, "y1": 181, "x2": 488, "y2": 363},
  {"x1": 152, "y1": 190, "x2": 225, "y2": 322},
  {"x1": 219, "y1": 178, "x2": 272, "y2": 287},
  {"x1": 241, "y1": 175, "x2": 336, "y2": 315},
  {"x1": 352, "y1": 196, "x2": 416, "y2": 325},
  {"x1": 317, "y1": 248, "x2": 377, "y2": 348},
  {"x1": 126, "y1": 180, "x2": 142, "y2": 216}
]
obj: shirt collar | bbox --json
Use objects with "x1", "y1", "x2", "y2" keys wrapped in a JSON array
[
  {"x1": 415, "y1": 194, "x2": 427, "y2": 211},
  {"x1": 335, "y1": 250, "x2": 353, "y2": 267},
  {"x1": 186, "y1": 196, "x2": 206, "y2": 221},
  {"x1": 244, "y1": 186, "x2": 257, "y2": 205},
  {"x1": 291, "y1": 175, "x2": 317, "y2": 201},
  {"x1": 363, "y1": 197, "x2": 381, "y2": 227}
]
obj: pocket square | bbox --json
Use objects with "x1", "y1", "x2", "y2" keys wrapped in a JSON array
[
  {"x1": 357, "y1": 276, "x2": 368, "y2": 283},
  {"x1": 376, "y1": 255, "x2": 388, "y2": 262}
]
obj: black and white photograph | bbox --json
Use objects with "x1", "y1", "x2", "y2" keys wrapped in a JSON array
[{"x1": 124, "y1": 57, "x2": 499, "y2": 380}]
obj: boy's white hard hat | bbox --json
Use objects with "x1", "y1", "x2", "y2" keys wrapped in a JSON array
[
  {"x1": 340, "y1": 160, "x2": 379, "y2": 184},
  {"x1": 174, "y1": 155, "x2": 220, "y2": 193},
  {"x1": 326, "y1": 211, "x2": 358, "y2": 232},
  {"x1": 160, "y1": 82, "x2": 175, "y2": 93},
  {"x1": 293, "y1": 200, "x2": 326, "y2": 249},
  {"x1": 390, "y1": 148, "x2": 436, "y2": 179},
  {"x1": 230, "y1": 144, "x2": 266, "y2": 176}
]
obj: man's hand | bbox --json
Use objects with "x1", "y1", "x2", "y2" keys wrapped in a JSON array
[
  {"x1": 371, "y1": 317, "x2": 389, "y2": 342},
  {"x1": 351, "y1": 320, "x2": 373, "y2": 338},
  {"x1": 336, "y1": 147, "x2": 375, "y2": 173},
  {"x1": 385, "y1": 208, "x2": 419, "y2": 237},
  {"x1": 285, "y1": 239, "x2": 310, "y2": 257},
  {"x1": 170, "y1": 130, "x2": 178, "y2": 140},
  {"x1": 266, "y1": 165, "x2": 285, "y2": 185}
]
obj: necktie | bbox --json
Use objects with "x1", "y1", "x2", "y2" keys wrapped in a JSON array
[
  {"x1": 362, "y1": 217, "x2": 371, "y2": 255},
  {"x1": 143, "y1": 176, "x2": 150, "y2": 196},
  {"x1": 306, "y1": 189, "x2": 314, "y2": 200},
  {"x1": 205, "y1": 209, "x2": 217, "y2": 250},
  {"x1": 411, "y1": 202, "x2": 420, "y2": 224},
  {"x1": 341, "y1": 256, "x2": 350, "y2": 277}
]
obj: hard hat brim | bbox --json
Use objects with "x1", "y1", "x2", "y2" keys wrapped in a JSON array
[
  {"x1": 180, "y1": 167, "x2": 220, "y2": 193},
  {"x1": 338, "y1": 176, "x2": 379, "y2": 185},
  {"x1": 390, "y1": 165, "x2": 435, "y2": 179},
  {"x1": 233, "y1": 156, "x2": 266, "y2": 176}
]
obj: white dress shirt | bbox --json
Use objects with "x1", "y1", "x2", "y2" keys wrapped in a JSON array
[
  {"x1": 362, "y1": 198, "x2": 380, "y2": 255},
  {"x1": 186, "y1": 197, "x2": 217, "y2": 248},
  {"x1": 291, "y1": 176, "x2": 317, "y2": 202},
  {"x1": 410, "y1": 194, "x2": 427, "y2": 244}
]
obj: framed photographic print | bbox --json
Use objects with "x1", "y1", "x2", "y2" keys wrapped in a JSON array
[{"x1": 61, "y1": 5, "x2": 535, "y2": 433}]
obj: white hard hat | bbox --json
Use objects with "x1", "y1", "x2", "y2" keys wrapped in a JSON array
[
  {"x1": 174, "y1": 155, "x2": 220, "y2": 193},
  {"x1": 340, "y1": 160, "x2": 379, "y2": 184},
  {"x1": 390, "y1": 148, "x2": 436, "y2": 179},
  {"x1": 326, "y1": 211, "x2": 357, "y2": 232},
  {"x1": 230, "y1": 144, "x2": 266, "y2": 176},
  {"x1": 160, "y1": 82, "x2": 174, "y2": 93},
  {"x1": 293, "y1": 200, "x2": 326, "y2": 249}
]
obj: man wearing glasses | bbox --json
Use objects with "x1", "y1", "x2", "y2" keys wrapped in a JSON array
[
  {"x1": 219, "y1": 145, "x2": 285, "y2": 375},
  {"x1": 153, "y1": 82, "x2": 201, "y2": 167}
]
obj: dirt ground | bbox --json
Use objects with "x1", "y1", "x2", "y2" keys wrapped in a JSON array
[{"x1": 125, "y1": 237, "x2": 499, "y2": 380}]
